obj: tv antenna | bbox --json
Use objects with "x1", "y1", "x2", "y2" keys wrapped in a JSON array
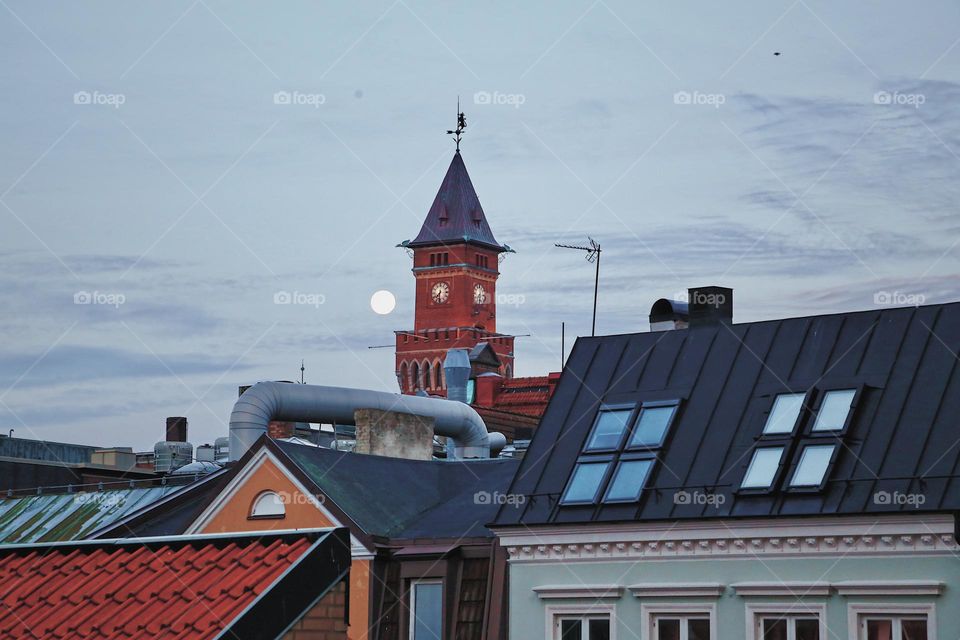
[{"x1": 555, "y1": 237, "x2": 601, "y2": 336}]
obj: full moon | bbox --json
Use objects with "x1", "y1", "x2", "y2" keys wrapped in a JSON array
[{"x1": 370, "y1": 290, "x2": 397, "y2": 315}]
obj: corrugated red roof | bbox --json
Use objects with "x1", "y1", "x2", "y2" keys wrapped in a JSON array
[
  {"x1": 492, "y1": 376, "x2": 554, "y2": 417},
  {"x1": 0, "y1": 529, "x2": 350, "y2": 640}
]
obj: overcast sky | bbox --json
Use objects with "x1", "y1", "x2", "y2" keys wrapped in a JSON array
[{"x1": 1, "y1": 1, "x2": 959, "y2": 452}]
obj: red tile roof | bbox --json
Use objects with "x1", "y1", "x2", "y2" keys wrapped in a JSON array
[
  {"x1": 0, "y1": 528, "x2": 350, "y2": 640},
  {"x1": 492, "y1": 376, "x2": 555, "y2": 417}
]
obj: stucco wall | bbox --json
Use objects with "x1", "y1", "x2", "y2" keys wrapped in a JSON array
[{"x1": 509, "y1": 555, "x2": 959, "y2": 638}]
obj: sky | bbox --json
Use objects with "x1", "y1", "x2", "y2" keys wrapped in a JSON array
[{"x1": 1, "y1": 1, "x2": 959, "y2": 452}]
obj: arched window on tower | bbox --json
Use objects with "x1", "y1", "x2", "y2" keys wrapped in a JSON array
[
  {"x1": 505, "y1": 365, "x2": 512, "y2": 379},
  {"x1": 424, "y1": 360, "x2": 432, "y2": 389},
  {"x1": 434, "y1": 361, "x2": 443, "y2": 389},
  {"x1": 399, "y1": 362, "x2": 408, "y2": 392},
  {"x1": 412, "y1": 362, "x2": 420, "y2": 391}
]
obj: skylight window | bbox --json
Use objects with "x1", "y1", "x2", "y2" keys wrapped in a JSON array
[
  {"x1": 628, "y1": 405, "x2": 676, "y2": 448},
  {"x1": 790, "y1": 445, "x2": 835, "y2": 487},
  {"x1": 741, "y1": 447, "x2": 784, "y2": 489},
  {"x1": 561, "y1": 461, "x2": 610, "y2": 504},
  {"x1": 763, "y1": 393, "x2": 805, "y2": 434},
  {"x1": 603, "y1": 459, "x2": 654, "y2": 502},
  {"x1": 812, "y1": 389, "x2": 856, "y2": 432},
  {"x1": 584, "y1": 407, "x2": 633, "y2": 451}
]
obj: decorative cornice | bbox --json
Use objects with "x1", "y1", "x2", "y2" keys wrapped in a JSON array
[
  {"x1": 498, "y1": 514, "x2": 958, "y2": 563},
  {"x1": 629, "y1": 583, "x2": 725, "y2": 598},
  {"x1": 533, "y1": 585, "x2": 624, "y2": 600},
  {"x1": 731, "y1": 582, "x2": 831, "y2": 597},
  {"x1": 833, "y1": 580, "x2": 944, "y2": 596}
]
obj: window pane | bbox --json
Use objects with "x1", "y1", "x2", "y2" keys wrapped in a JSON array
[
  {"x1": 411, "y1": 582, "x2": 442, "y2": 640},
  {"x1": 762, "y1": 618, "x2": 787, "y2": 640},
  {"x1": 795, "y1": 618, "x2": 819, "y2": 640},
  {"x1": 560, "y1": 619, "x2": 582, "y2": 640},
  {"x1": 562, "y1": 462, "x2": 610, "y2": 503},
  {"x1": 657, "y1": 619, "x2": 680, "y2": 640},
  {"x1": 604, "y1": 459, "x2": 653, "y2": 502},
  {"x1": 790, "y1": 445, "x2": 834, "y2": 487},
  {"x1": 688, "y1": 619, "x2": 710, "y2": 640},
  {"x1": 901, "y1": 620, "x2": 927, "y2": 640},
  {"x1": 629, "y1": 405, "x2": 675, "y2": 447},
  {"x1": 867, "y1": 620, "x2": 892, "y2": 640},
  {"x1": 586, "y1": 409, "x2": 633, "y2": 450},
  {"x1": 588, "y1": 618, "x2": 610, "y2": 640},
  {"x1": 812, "y1": 389, "x2": 855, "y2": 431},
  {"x1": 764, "y1": 393, "x2": 805, "y2": 434},
  {"x1": 742, "y1": 447, "x2": 784, "y2": 488}
]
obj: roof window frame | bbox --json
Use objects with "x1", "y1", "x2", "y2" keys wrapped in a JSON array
[{"x1": 785, "y1": 442, "x2": 840, "y2": 492}]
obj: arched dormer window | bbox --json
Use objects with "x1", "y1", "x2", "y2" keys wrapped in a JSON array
[
  {"x1": 412, "y1": 362, "x2": 421, "y2": 390},
  {"x1": 423, "y1": 360, "x2": 433, "y2": 389},
  {"x1": 399, "y1": 362, "x2": 409, "y2": 392},
  {"x1": 250, "y1": 491, "x2": 285, "y2": 519},
  {"x1": 434, "y1": 361, "x2": 443, "y2": 389}
]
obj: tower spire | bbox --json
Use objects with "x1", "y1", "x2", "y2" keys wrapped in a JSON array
[{"x1": 446, "y1": 97, "x2": 466, "y2": 152}]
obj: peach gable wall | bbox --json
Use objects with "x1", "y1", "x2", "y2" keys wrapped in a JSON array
[
  {"x1": 199, "y1": 457, "x2": 334, "y2": 533},
  {"x1": 196, "y1": 455, "x2": 371, "y2": 640}
]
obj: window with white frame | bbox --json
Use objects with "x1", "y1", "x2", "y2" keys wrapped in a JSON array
[
  {"x1": 249, "y1": 491, "x2": 285, "y2": 518},
  {"x1": 858, "y1": 615, "x2": 928, "y2": 640},
  {"x1": 651, "y1": 614, "x2": 710, "y2": 640},
  {"x1": 554, "y1": 613, "x2": 611, "y2": 640},
  {"x1": 757, "y1": 615, "x2": 820, "y2": 640},
  {"x1": 409, "y1": 579, "x2": 442, "y2": 640}
]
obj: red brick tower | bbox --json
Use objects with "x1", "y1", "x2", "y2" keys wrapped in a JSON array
[{"x1": 395, "y1": 150, "x2": 515, "y2": 394}]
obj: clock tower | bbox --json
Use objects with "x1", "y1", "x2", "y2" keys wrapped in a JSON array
[{"x1": 395, "y1": 149, "x2": 515, "y2": 394}]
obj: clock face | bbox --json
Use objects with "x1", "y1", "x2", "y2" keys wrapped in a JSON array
[
  {"x1": 473, "y1": 284, "x2": 487, "y2": 305},
  {"x1": 431, "y1": 281, "x2": 450, "y2": 304}
]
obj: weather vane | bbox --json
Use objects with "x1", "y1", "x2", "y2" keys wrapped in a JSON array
[{"x1": 446, "y1": 97, "x2": 467, "y2": 152}]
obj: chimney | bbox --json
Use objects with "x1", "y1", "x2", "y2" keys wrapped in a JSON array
[
  {"x1": 688, "y1": 286, "x2": 733, "y2": 326},
  {"x1": 165, "y1": 417, "x2": 187, "y2": 443},
  {"x1": 474, "y1": 373, "x2": 502, "y2": 407}
]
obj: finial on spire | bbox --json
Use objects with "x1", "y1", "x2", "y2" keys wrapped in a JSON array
[{"x1": 446, "y1": 97, "x2": 467, "y2": 152}]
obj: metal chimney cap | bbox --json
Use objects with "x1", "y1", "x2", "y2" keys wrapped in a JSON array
[{"x1": 443, "y1": 349, "x2": 471, "y2": 369}]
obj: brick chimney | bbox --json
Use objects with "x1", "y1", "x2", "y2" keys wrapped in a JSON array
[{"x1": 474, "y1": 373, "x2": 502, "y2": 407}]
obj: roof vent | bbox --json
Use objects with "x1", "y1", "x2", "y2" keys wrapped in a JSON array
[{"x1": 649, "y1": 299, "x2": 689, "y2": 331}]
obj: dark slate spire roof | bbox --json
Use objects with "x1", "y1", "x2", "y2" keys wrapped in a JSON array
[{"x1": 403, "y1": 152, "x2": 508, "y2": 252}]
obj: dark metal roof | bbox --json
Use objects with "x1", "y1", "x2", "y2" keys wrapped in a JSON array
[
  {"x1": 495, "y1": 302, "x2": 960, "y2": 527},
  {"x1": 403, "y1": 152, "x2": 507, "y2": 251},
  {"x1": 274, "y1": 440, "x2": 519, "y2": 539}
]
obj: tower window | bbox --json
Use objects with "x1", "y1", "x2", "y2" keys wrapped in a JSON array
[{"x1": 443, "y1": 252, "x2": 449, "y2": 265}]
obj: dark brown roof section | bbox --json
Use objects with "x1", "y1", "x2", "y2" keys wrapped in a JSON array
[{"x1": 402, "y1": 152, "x2": 508, "y2": 252}]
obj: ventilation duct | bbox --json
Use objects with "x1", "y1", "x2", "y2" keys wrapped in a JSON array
[
  {"x1": 443, "y1": 349, "x2": 471, "y2": 403},
  {"x1": 229, "y1": 382, "x2": 497, "y2": 461}
]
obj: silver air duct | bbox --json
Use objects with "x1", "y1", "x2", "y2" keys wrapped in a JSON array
[
  {"x1": 229, "y1": 381, "x2": 494, "y2": 461},
  {"x1": 443, "y1": 349, "x2": 471, "y2": 403}
]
